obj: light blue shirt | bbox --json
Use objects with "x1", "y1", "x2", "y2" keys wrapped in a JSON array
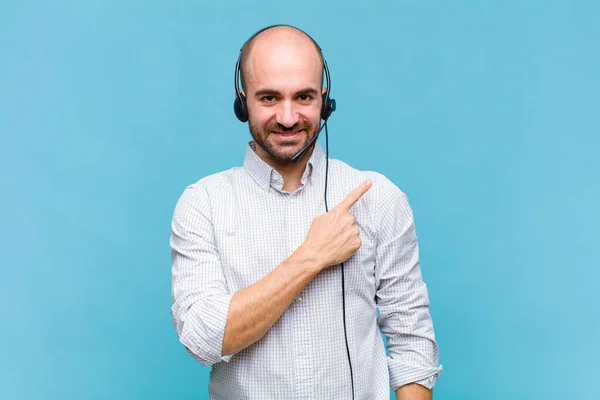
[{"x1": 170, "y1": 140, "x2": 442, "y2": 399}]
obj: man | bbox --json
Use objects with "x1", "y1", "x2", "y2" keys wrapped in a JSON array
[{"x1": 170, "y1": 25, "x2": 442, "y2": 399}]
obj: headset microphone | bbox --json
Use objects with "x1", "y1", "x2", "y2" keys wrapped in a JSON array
[{"x1": 291, "y1": 120, "x2": 328, "y2": 164}]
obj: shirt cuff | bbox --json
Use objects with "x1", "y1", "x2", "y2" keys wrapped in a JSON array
[
  {"x1": 180, "y1": 293, "x2": 235, "y2": 366},
  {"x1": 388, "y1": 356, "x2": 443, "y2": 391},
  {"x1": 414, "y1": 374, "x2": 439, "y2": 390}
]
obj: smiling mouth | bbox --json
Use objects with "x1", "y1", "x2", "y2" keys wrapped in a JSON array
[{"x1": 273, "y1": 129, "x2": 305, "y2": 138}]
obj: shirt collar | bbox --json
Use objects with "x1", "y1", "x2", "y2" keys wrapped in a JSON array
[{"x1": 243, "y1": 140, "x2": 326, "y2": 192}]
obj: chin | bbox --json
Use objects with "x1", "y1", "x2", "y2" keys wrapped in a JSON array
[
  {"x1": 270, "y1": 147, "x2": 302, "y2": 162},
  {"x1": 263, "y1": 143, "x2": 305, "y2": 162}
]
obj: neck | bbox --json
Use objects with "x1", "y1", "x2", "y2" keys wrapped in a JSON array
[{"x1": 255, "y1": 143, "x2": 315, "y2": 192}]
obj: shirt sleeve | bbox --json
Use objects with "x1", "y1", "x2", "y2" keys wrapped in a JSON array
[
  {"x1": 373, "y1": 175, "x2": 443, "y2": 390},
  {"x1": 170, "y1": 183, "x2": 235, "y2": 366}
]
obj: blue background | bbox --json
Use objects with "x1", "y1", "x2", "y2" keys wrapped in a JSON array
[{"x1": 2, "y1": 1, "x2": 599, "y2": 399}]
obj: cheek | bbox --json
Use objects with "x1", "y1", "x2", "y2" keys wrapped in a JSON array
[
  {"x1": 304, "y1": 112, "x2": 322, "y2": 129},
  {"x1": 302, "y1": 103, "x2": 323, "y2": 123},
  {"x1": 247, "y1": 105, "x2": 272, "y2": 126}
]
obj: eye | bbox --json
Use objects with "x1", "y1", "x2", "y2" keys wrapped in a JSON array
[
  {"x1": 298, "y1": 94, "x2": 312, "y2": 102},
  {"x1": 261, "y1": 95, "x2": 276, "y2": 103}
]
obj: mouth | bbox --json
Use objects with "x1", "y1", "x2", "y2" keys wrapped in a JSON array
[{"x1": 272, "y1": 129, "x2": 305, "y2": 140}]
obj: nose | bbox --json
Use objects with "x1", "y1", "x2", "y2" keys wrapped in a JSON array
[{"x1": 275, "y1": 100, "x2": 299, "y2": 128}]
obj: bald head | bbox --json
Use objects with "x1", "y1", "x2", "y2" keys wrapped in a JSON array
[{"x1": 239, "y1": 26, "x2": 325, "y2": 91}]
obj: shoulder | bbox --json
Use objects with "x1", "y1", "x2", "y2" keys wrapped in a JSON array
[
  {"x1": 190, "y1": 167, "x2": 244, "y2": 193},
  {"x1": 181, "y1": 166, "x2": 248, "y2": 197},
  {"x1": 172, "y1": 167, "x2": 244, "y2": 217},
  {"x1": 327, "y1": 158, "x2": 415, "y2": 240},
  {"x1": 328, "y1": 158, "x2": 410, "y2": 208}
]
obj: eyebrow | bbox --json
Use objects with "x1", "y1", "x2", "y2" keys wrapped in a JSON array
[{"x1": 254, "y1": 87, "x2": 320, "y2": 97}]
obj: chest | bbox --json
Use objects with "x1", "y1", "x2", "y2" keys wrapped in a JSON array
[{"x1": 210, "y1": 186, "x2": 377, "y2": 294}]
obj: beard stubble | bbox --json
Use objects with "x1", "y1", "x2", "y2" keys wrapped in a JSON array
[{"x1": 248, "y1": 119, "x2": 317, "y2": 162}]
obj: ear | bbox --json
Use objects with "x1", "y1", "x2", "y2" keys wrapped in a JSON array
[{"x1": 321, "y1": 87, "x2": 328, "y2": 96}]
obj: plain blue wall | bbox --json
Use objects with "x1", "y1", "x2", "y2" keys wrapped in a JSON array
[{"x1": 2, "y1": 1, "x2": 599, "y2": 399}]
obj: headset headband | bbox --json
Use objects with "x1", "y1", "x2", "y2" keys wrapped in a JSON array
[{"x1": 233, "y1": 24, "x2": 335, "y2": 123}]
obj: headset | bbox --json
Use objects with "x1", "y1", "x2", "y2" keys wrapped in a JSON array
[
  {"x1": 233, "y1": 25, "x2": 336, "y2": 122},
  {"x1": 233, "y1": 25, "x2": 355, "y2": 400},
  {"x1": 233, "y1": 24, "x2": 337, "y2": 163}
]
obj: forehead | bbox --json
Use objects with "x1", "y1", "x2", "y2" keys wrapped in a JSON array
[{"x1": 244, "y1": 39, "x2": 323, "y2": 92}]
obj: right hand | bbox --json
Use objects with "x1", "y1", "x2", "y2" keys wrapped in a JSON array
[{"x1": 300, "y1": 180, "x2": 372, "y2": 270}]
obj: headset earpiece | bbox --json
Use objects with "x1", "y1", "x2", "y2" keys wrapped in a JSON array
[
  {"x1": 233, "y1": 91, "x2": 248, "y2": 122},
  {"x1": 321, "y1": 92, "x2": 336, "y2": 120}
]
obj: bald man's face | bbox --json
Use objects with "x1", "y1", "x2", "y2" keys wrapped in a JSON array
[{"x1": 243, "y1": 32, "x2": 324, "y2": 163}]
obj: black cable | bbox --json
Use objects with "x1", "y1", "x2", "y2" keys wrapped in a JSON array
[
  {"x1": 323, "y1": 123, "x2": 355, "y2": 400},
  {"x1": 324, "y1": 122, "x2": 329, "y2": 212}
]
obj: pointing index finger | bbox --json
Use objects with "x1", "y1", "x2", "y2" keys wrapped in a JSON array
[{"x1": 336, "y1": 180, "x2": 372, "y2": 212}]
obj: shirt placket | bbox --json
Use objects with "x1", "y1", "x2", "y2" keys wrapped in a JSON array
[{"x1": 287, "y1": 190, "x2": 314, "y2": 400}]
